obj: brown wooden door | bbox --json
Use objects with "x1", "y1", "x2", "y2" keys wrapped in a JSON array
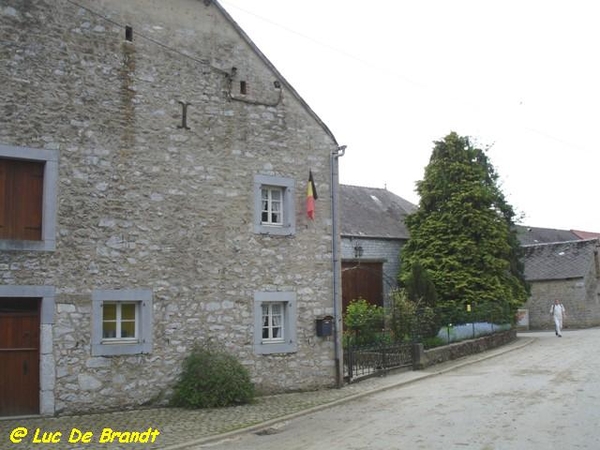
[
  {"x1": 0, "y1": 298, "x2": 40, "y2": 416},
  {"x1": 342, "y1": 261, "x2": 383, "y2": 313}
]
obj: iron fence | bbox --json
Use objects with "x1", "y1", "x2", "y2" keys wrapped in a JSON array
[{"x1": 343, "y1": 333, "x2": 413, "y2": 382}]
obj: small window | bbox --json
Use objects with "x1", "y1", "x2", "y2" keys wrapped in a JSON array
[
  {"x1": 253, "y1": 175, "x2": 295, "y2": 236},
  {"x1": 262, "y1": 302, "x2": 284, "y2": 342},
  {"x1": 102, "y1": 302, "x2": 139, "y2": 340},
  {"x1": 92, "y1": 289, "x2": 153, "y2": 356},
  {"x1": 254, "y1": 291, "x2": 297, "y2": 354},
  {"x1": 261, "y1": 186, "x2": 283, "y2": 226},
  {"x1": 0, "y1": 145, "x2": 58, "y2": 251}
]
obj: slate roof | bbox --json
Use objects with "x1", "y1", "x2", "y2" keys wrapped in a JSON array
[
  {"x1": 522, "y1": 238, "x2": 599, "y2": 281},
  {"x1": 339, "y1": 185, "x2": 417, "y2": 239},
  {"x1": 515, "y1": 225, "x2": 580, "y2": 246}
]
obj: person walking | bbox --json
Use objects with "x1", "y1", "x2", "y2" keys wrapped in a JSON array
[{"x1": 550, "y1": 299, "x2": 566, "y2": 337}]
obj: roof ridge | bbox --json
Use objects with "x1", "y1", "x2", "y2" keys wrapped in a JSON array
[
  {"x1": 522, "y1": 237, "x2": 599, "y2": 248},
  {"x1": 340, "y1": 183, "x2": 387, "y2": 191}
]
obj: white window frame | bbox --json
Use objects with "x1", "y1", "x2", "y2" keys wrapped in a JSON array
[
  {"x1": 261, "y1": 186, "x2": 284, "y2": 226},
  {"x1": 92, "y1": 289, "x2": 153, "y2": 356},
  {"x1": 101, "y1": 302, "x2": 139, "y2": 342},
  {"x1": 253, "y1": 175, "x2": 295, "y2": 236},
  {"x1": 253, "y1": 291, "x2": 297, "y2": 354},
  {"x1": 0, "y1": 144, "x2": 58, "y2": 251},
  {"x1": 261, "y1": 302, "x2": 285, "y2": 343}
]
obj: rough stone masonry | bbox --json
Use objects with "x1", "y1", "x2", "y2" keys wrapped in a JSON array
[{"x1": 0, "y1": 0, "x2": 340, "y2": 414}]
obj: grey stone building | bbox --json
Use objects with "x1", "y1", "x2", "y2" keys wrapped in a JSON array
[
  {"x1": 339, "y1": 185, "x2": 416, "y2": 312},
  {"x1": 0, "y1": 0, "x2": 344, "y2": 416},
  {"x1": 521, "y1": 238, "x2": 600, "y2": 330}
]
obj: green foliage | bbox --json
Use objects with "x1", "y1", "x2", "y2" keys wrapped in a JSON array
[
  {"x1": 343, "y1": 298, "x2": 384, "y2": 346},
  {"x1": 404, "y1": 261, "x2": 438, "y2": 307},
  {"x1": 171, "y1": 344, "x2": 255, "y2": 409},
  {"x1": 402, "y1": 263, "x2": 441, "y2": 337},
  {"x1": 400, "y1": 132, "x2": 528, "y2": 324},
  {"x1": 387, "y1": 289, "x2": 439, "y2": 341},
  {"x1": 422, "y1": 336, "x2": 445, "y2": 349},
  {"x1": 387, "y1": 290, "x2": 417, "y2": 342}
]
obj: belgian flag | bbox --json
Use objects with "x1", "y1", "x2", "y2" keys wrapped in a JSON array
[{"x1": 306, "y1": 170, "x2": 318, "y2": 220}]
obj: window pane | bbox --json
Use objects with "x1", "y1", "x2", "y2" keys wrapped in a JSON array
[
  {"x1": 121, "y1": 303, "x2": 136, "y2": 320},
  {"x1": 103, "y1": 322, "x2": 117, "y2": 339},
  {"x1": 271, "y1": 189, "x2": 281, "y2": 201},
  {"x1": 103, "y1": 303, "x2": 116, "y2": 320},
  {"x1": 121, "y1": 321, "x2": 135, "y2": 338}
]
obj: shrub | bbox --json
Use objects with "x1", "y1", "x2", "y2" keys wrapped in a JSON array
[
  {"x1": 344, "y1": 298, "x2": 385, "y2": 346},
  {"x1": 388, "y1": 289, "x2": 439, "y2": 342},
  {"x1": 422, "y1": 336, "x2": 445, "y2": 349},
  {"x1": 171, "y1": 344, "x2": 255, "y2": 408},
  {"x1": 387, "y1": 289, "x2": 416, "y2": 342}
]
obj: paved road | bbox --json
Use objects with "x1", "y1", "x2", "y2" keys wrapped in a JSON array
[{"x1": 197, "y1": 329, "x2": 600, "y2": 450}]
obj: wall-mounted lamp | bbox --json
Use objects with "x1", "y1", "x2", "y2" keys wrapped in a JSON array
[{"x1": 354, "y1": 244, "x2": 363, "y2": 259}]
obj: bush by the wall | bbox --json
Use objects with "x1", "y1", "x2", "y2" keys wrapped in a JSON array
[
  {"x1": 344, "y1": 298, "x2": 385, "y2": 346},
  {"x1": 171, "y1": 345, "x2": 255, "y2": 408}
]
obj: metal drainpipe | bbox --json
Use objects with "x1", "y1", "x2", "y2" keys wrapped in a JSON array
[{"x1": 331, "y1": 144, "x2": 346, "y2": 388}]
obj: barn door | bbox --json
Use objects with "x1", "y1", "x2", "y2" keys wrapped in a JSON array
[
  {"x1": 341, "y1": 261, "x2": 383, "y2": 314},
  {"x1": 0, "y1": 297, "x2": 40, "y2": 416}
]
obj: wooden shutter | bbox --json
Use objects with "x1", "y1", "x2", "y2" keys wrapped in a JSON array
[{"x1": 0, "y1": 159, "x2": 44, "y2": 241}]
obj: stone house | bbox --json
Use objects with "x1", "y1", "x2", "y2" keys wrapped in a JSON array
[
  {"x1": 0, "y1": 0, "x2": 344, "y2": 416},
  {"x1": 521, "y1": 238, "x2": 600, "y2": 330},
  {"x1": 339, "y1": 185, "x2": 416, "y2": 312}
]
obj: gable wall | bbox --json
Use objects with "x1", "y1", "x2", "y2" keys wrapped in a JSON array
[
  {"x1": 523, "y1": 263, "x2": 600, "y2": 329},
  {"x1": 1, "y1": 0, "x2": 338, "y2": 414}
]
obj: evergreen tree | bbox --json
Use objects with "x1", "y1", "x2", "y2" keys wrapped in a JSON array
[{"x1": 400, "y1": 132, "x2": 528, "y2": 325}]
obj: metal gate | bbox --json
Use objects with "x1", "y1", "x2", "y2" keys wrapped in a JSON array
[{"x1": 344, "y1": 340, "x2": 413, "y2": 382}]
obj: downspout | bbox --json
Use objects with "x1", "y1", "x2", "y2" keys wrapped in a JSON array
[{"x1": 331, "y1": 145, "x2": 346, "y2": 388}]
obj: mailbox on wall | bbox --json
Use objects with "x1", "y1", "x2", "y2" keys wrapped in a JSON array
[{"x1": 316, "y1": 316, "x2": 334, "y2": 337}]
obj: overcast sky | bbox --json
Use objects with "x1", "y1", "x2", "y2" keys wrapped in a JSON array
[{"x1": 221, "y1": 0, "x2": 599, "y2": 232}]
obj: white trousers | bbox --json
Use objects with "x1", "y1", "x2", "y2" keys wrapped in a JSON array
[{"x1": 554, "y1": 316, "x2": 563, "y2": 335}]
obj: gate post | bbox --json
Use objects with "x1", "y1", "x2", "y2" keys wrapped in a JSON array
[{"x1": 412, "y1": 342, "x2": 425, "y2": 370}]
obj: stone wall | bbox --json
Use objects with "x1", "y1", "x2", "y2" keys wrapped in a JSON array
[
  {"x1": 1, "y1": 0, "x2": 339, "y2": 414},
  {"x1": 412, "y1": 329, "x2": 517, "y2": 370},
  {"x1": 524, "y1": 270, "x2": 600, "y2": 330}
]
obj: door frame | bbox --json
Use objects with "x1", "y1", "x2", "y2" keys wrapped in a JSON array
[{"x1": 0, "y1": 285, "x2": 55, "y2": 416}]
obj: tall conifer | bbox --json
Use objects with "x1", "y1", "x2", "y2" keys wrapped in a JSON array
[{"x1": 400, "y1": 132, "x2": 528, "y2": 325}]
